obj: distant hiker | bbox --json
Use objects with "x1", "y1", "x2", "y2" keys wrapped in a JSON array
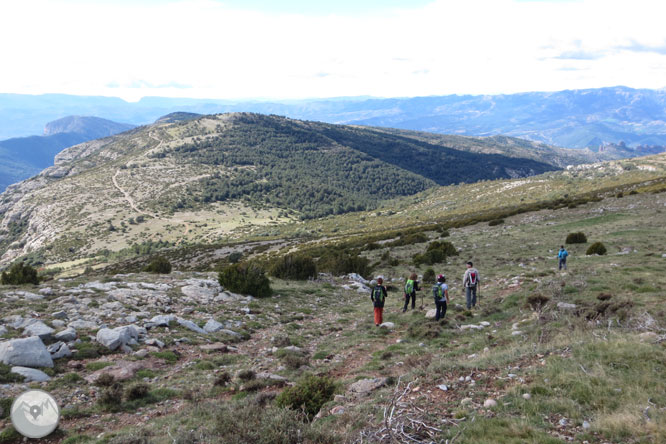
[
  {"x1": 371, "y1": 277, "x2": 388, "y2": 326},
  {"x1": 432, "y1": 274, "x2": 450, "y2": 321},
  {"x1": 558, "y1": 245, "x2": 568, "y2": 270},
  {"x1": 403, "y1": 272, "x2": 421, "y2": 312},
  {"x1": 463, "y1": 262, "x2": 480, "y2": 309}
]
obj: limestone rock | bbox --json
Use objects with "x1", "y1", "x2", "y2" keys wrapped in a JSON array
[
  {"x1": 68, "y1": 320, "x2": 99, "y2": 330},
  {"x1": 48, "y1": 342, "x2": 72, "y2": 359},
  {"x1": 149, "y1": 315, "x2": 175, "y2": 327},
  {"x1": 483, "y1": 399, "x2": 497, "y2": 408},
  {"x1": 11, "y1": 366, "x2": 51, "y2": 382},
  {"x1": 176, "y1": 318, "x2": 207, "y2": 334},
  {"x1": 54, "y1": 327, "x2": 77, "y2": 342},
  {"x1": 425, "y1": 309, "x2": 436, "y2": 319},
  {"x1": 203, "y1": 319, "x2": 224, "y2": 333},
  {"x1": 348, "y1": 377, "x2": 387, "y2": 396},
  {"x1": 379, "y1": 322, "x2": 395, "y2": 330},
  {"x1": 556, "y1": 302, "x2": 577, "y2": 311},
  {"x1": 0, "y1": 336, "x2": 54, "y2": 368},
  {"x1": 23, "y1": 321, "x2": 55, "y2": 340}
]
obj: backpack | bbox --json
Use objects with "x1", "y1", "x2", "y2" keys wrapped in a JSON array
[
  {"x1": 432, "y1": 284, "x2": 443, "y2": 300},
  {"x1": 468, "y1": 271, "x2": 477, "y2": 286},
  {"x1": 372, "y1": 286, "x2": 385, "y2": 303},
  {"x1": 404, "y1": 280, "x2": 414, "y2": 294},
  {"x1": 560, "y1": 249, "x2": 568, "y2": 258}
]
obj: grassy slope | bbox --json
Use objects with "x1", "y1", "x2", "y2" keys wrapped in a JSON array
[{"x1": 3, "y1": 189, "x2": 662, "y2": 443}]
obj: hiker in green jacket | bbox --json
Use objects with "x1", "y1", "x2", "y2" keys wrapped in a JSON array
[
  {"x1": 403, "y1": 272, "x2": 421, "y2": 312},
  {"x1": 371, "y1": 277, "x2": 388, "y2": 326}
]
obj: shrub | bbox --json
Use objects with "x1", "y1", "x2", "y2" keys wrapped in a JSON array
[
  {"x1": 412, "y1": 241, "x2": 458, "y2": 266},
  {"x1": 94, "y1": 373, "x2": 115, "y2": 387},
  {"x1": 566, "y1": 232, "x2": 587, "y2": 244},
  {"x1": 1, "y1": 262, "x2": 39, "y2": 285},
  {"x1": 228, "y1": 252, "x2": 243, "y2": 264},
  {"x1": 318, "y1": 251, "x2": 371, "y2": 278},
  {"x1": 422, "y1": 268, "x2": 436, "y2": 285},
  {"x1": 215, "y1": 395, "x2": 335, "y2": 444},
  {"x1": 125, "y1": 383, "x2": 150, "y2": 401},
  {"x1": 0, "y1": 363, "x2": 24, "y2": 383},
  {"x1": 387, "y1": 232, "x2": 427, "y2": 247},
  {"x1": 586, "y1": 242, "x2": 607, "y2": 255},
  {"x1": 526, "y1": 294, "x2": 550, "y2": 311},
  {"x1": 488, "y1": 218, "x2": 504, "y2": 226},
  {"x1": 98, "y1": 383, "x2": 124, "y2": 408},
  {"x1": 275, "y1": 374, "x2": 336, "y2": 419},
  {"x1": 0, "y1": 397, "x2": 13, "y2": 419},
  {"x1": 270, "y1": 254, "x2": 317, "y2": 280},
  {"x1": 143, "y1": 256, "x2": 172, "y2": 274},
  {"x1": 214, "y1": 372, "x2": 231, "y2": 386},
  {"x1": 218, "y1": 263, "x2": 272, "y2": 298},
  {"x1": 237, "y1": 369, "x2": 256, "y2": 382}
]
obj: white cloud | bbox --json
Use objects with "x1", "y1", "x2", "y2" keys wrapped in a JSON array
[{"x1": 0, "y1": 0, "x2": 664, "y2": 100}]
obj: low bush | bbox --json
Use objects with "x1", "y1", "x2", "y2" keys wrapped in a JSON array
[
  {"x1": 413, "y1": 241, "x2": 458, "y2": 266},
  {"x1": 566, "y1": 232, "x2": 587, "y2": 244},
  {"x1": 387, "y1": 232, "x2": 428, "y2": 247},
  {"x1": 125, "y1": 383, "x2": 150, "y2": 401},
  {"x1": 98, "y1": 383, "x2": 124, "y2": 408},
  {"x1": 0, "y1": 363, "x2": 24, "y2": 383},
  {"x1": 275, "y1": 374, "x2": 336, "y2": 419},
  {"x1": 526, "y1": 294, "x2": 550, "y2": 311},
  {"x1": 143, "y1": 256, "x2": 172, "y2": 274},
  {"x1": 1, "y1": 262, "x2": 39, "y2": 285},
  {"x1": 270, "y1": 254, "x2": 317, "y2": 280},
  {"x1": 488, "y1": 218, "x2": 504, "y2": 226},
  {"x1": 0, "y1": 397, "x2": 13, "y2": 419},
  {"x1": 422, "y1": 268, "x2": 436, "y2": 285},
  {"x1": 216, "y1": 395, "x2": 337, "y2": 444},
  {"x1": 237, "y1": 369, "x2": 256, "y2": 382},
  {"x1": 214, "y1": 372, "x2": 231, "y2": 387},
  {"x1": 586, "y1": 242, "x2": 607, "y2": 255},
  {"x1": 218, "y1": 263, "x2": 272, "y2": 298},
  {"x1": 228, "y1": 252, "x2": 243, "y2": 263},
  {"x1": 318, "y1": 250, "x2": 371, "y2": 278}
]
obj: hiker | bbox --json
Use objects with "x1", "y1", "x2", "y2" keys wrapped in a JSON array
[
  {"x1": 432, "y1": 274, "x2": 450, "y2": 321},
  {"x1": 462, "y1": 261, "x2": 480, "y2": 309},
  {"x1": 370, "y1": 277, "x2": 388, "y2": 326},
  {"x1": 558, "y1": 245, "x2": 568, "y2": 270},
  {"x1": 403, "y1": 272, "x2": 421, "y2": 312}
]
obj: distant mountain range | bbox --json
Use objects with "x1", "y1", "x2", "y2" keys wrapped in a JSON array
[
  {"x1": 2, "y1": 86, "x2": 666, "y2": 148},
  {"x1": 0, "y1": 116, "x2": 134, "y2": 191}
]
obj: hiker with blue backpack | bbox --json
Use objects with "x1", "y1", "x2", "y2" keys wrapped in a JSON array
[
  {"x1": 558, "y1": 245, "x2": 568, "y2": 270},
  {"x1": 463, "y1": 262, "x2": 480, "y2": 309},
  {"x1": 370, "y1": 277, "x2": 388, "y2": 326},
  {"x1": 432, "y1": 274, "x2": 450, "y2": 320},
  {"x1": 403, "y1": 272, "x2": 421, "y2": 312}
]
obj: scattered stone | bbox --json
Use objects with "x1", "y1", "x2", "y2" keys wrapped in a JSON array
[
  {"x1": 255, "y1": 372, "x2": 287, "y2": 382},
  {"x1": 582, "y1": 420, "x2": 591, "y2": 430},
  {"x1": 559, "y1": 418, "x2": 568, "y2": 426},
  {"x1": 23, "y1": 321, "x2": 55, "y2": 340},
  {"x1": 479, "y1": 321, "x2": 491, "y2": 327},
  {"x1": 39, "y1": 287, "x2": 54, "y2": 296},
  {"x1": 425, "y1": 309, "x2": 436, "y2": 319},
  {"x1": 220, "y1": 329, "x2": 242, "y2": 338},
  {"x1": 145, "y1": 338, "x2": 165, "y2": 348},
  {"x1": 10, "y1": 366, "x2": 51, "y2": 382},
  {"x1": 48, "y1": 342, "x2": 72, "y2": 359},
  {"x1": 522, "y1": 393, "x2": 531, "y2": 400},
  {"x1": 134, "y1": 349, "x2": 149, "y2": 358},
  {"x1": 85, "y1": 360, "x2": 148, "y2": 383},
  {"x1": 68, "y1": 320, "x2": 99, "y2": 330},
  {"x1": 52, "y1": 320, "x2": 65, "y2": 328},
  {"x1": 348, "y1": 377, "x2": 387, "y2": 396},
  {"x1": 199, "y1": 343, "x2": 228, "y2": 352},
  {"x1": 557, "y1": 302, "x2": 577, "y2": 311},
  {"x1": 176, "y1": 318, "x2": 207, "y2": 334},
  {"x1": 96, "y1": 325, "x2": 139, "y2": 351},
  {"x1": 437, "y1": 384, "x2": 448, "y2": 391},
  {"x1": 511, "y1": 331, "x2": 523, "y2": 336},
  {"x1": 460, "y1": 398, "x2": 473, "y2": 406},
  {"x1": 0, "y1": 336, "x2": 54, "y2": 368},
  {"x1": 149, "y1": 315, "x2": 176, "y2": 327},
  {"x1": 483, "y1": 399, "x2": 497, "y2": 408},
  {"x1": 379, "y1": 322, "x2": 395, "y2": 330},
  {"x1": 330, "y1": 406, "x2": 345, "y2": 415},
  {"x1": 55, "y1": 328, "x2": 77, "y2": 342},
  {"x1": 203, "y1": 319, "x2": 224, "y2": 333}
]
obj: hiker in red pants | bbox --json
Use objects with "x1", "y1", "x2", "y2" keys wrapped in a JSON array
[{"x1": 371, "y1": 277, "x2": 388, "y2": 326}]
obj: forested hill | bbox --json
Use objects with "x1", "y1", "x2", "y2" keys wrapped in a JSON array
[{"x1": 165, "y1": 113, "x2": 556, "y2": 218}]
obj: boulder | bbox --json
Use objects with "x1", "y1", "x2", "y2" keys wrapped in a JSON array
[
  {"x1": 68, "y1": 320, "x2": 99, "y2": 330},
  {"x1": 203, "y1": 319, "x2": 224, "y2": 333},
  {"x1": 96, "y1": 325, "x2": 139, "y2": 351},
  {"x1": 379, "y1": 322, "x2": 395, "y2": 330},
  {"x1": 0, "y1": 326, "x2": 7, "y2": 337},
  {"x1": 23, "y1": 321, "x2": 55, "y2": 340},
  {"x1": 52, "y1": 311, "x2": 68, "y2": 320},
  {"x1": 425, "y1": 309, "x2": 436, "y2": 319},
  {"x1": 181, "y1": 284, "x2": 218, "y2": 301},
  {"x1": 0, "y1": 336, "x2": 54, "y2": 368},
  {"x1": 176, "y1": 318, "x2": 207, "y2": 334},
  {"x1": 54, "y1": 327, "x2": 77, "y2": 342},
  {"x1": 348, "y1": 377, "x2": 387, "y2": 396},
  {"x1": 149, "y1": 315, "x2": 175, "y2": 327},
  {"x1": 557, "y1": 302, "x2": 577, "y2": 311},
  {"x1": 10, "y1": 366, "x2": 51, "y2": 382},
  {"x1": 47, "y1": 342, "x2": 72, "y2": 359}
]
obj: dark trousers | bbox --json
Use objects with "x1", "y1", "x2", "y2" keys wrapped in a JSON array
[
  {"x1": 403, "y1": 293, "x2": 416, "y2": 311},
  {"x1": 559, "y1": 258, "x2": 567, "y2": 270},
  {"x1": 435, "y1": 299, "x2": 447, "y2": 320},
  {"x1": 465, "y1": 286, "x2": 477, "y2": 309}
]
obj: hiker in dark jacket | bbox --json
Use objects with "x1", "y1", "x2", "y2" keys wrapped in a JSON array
[
  {"x1": 403, "y1": 272, "x2": 421, "y2": 312},
  {"x1": 558, "y1": 245, "x2": 568, "y2": 270},
  {"x1": 433, "y1": 274, "x2": 450, "y2": 321},
  {"x1": 371, "y1": 277, "x2": 388, "y2": 326},
  {"x1": 462, "y1": 261, "x2": 480, "y2": 309}
]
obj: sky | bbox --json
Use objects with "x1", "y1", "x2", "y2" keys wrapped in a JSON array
[{"x1": 1, "y1": 0, "x2": 665, "y2": 101}]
